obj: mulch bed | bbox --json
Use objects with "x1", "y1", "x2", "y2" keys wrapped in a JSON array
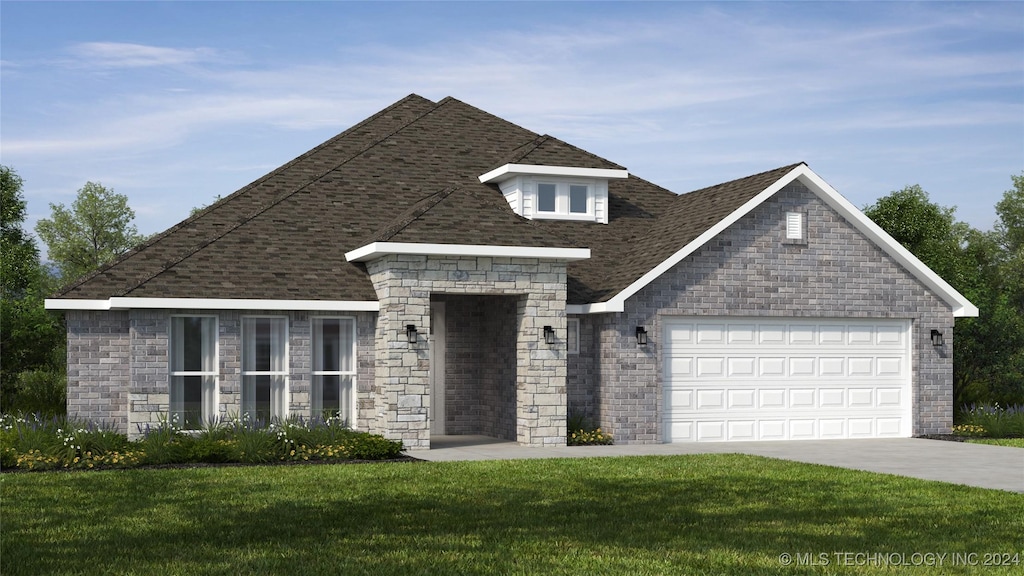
[{"x1": 1, "y1": 454, "x2": 422, "y2": 474}]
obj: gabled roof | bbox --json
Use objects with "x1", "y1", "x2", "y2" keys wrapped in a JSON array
[{"x1": 46, "y1": 94, "x2": 977, "y2": 317}]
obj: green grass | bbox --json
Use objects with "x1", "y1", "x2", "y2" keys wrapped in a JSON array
[
  {"x1": 968, "y1": 438, "x2": 1024, "y2": 448},
  {"x1": 3, "y1": 455, "x2": 1022, "y2": 575}
]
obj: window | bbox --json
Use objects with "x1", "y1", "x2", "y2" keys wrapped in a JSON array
[
  {"x1": 569, "y1": 185, "x2": 588, "y2": 214},
  {"x1": 785, "y1": 211, "x2": 804, "y2": 241},
  {"x1": 312, "y1": 317, "x2": 356, "y2": 422},
  {"x1": 242, "y1": 317, "x2": 288, "y2": 422},
  {"x1": 567, "y1": 318, "x2": 580, "y2": 355},
  {"x1": 170, "y1": 316, "x2": 217, "y2": 429},
  {"x1": 538, "y1": 183, "x2": 557, "y2": 212},
  {"x1": 535, "y1": 181, "x2": 593, "y2": 217}
]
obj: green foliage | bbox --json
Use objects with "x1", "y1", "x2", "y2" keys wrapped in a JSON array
[
  {"x1": 956, "y1": 404, "x2": 1024, "y2": 438},
  {"x1": 35, "y1": 181, "x2": 146, "y2": 284},
  {"x1": 1, "y1": 166, "x2": 40, "y2": 297},
  {"x1": 566, "y1": 413, "x2": 614, "y2": 446},
  {"x1": 0, "y1": 413, "x2": 403, "y2": 471},
  {"x1": 9, "y1": 369, "x2": 66, "y2": 417},
  {"x1": 862, "y1": 184, "x2": 973, "y2": 289},
  {"x1": 0, "y1": 166, "x2": 65, "y2": 414},
  {"x1": 3, "y1": 456, "x2": 1022, "y2": 575},
  {"x1": 865, "y1": 178, "x2": 1024, "y2": 410}
]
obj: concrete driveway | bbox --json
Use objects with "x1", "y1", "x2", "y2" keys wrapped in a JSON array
[{"x1": 415, "y1": 436, "x2": 1024, "y2": 493}]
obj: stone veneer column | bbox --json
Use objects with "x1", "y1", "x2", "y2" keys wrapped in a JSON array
[{"x1": 365, "y1": 254, "x2": 568, "y2": 449}]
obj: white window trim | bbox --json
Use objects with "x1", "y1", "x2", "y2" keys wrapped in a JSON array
[
  {"x1": 241, "y1": 315, "x2": 290, "y2": 422},
  {"x1": 311, "y1": 316, "x2": 357, "y2": 424},
  {"x1": 169, "y1": 315, "x2": 219, "y2": 430},
  {"x1": 567, "y1": 318, "x2": 580, "y2": 355},
  {"x1": 533, "y1": 179, "x2": 596, "y2": 220}
]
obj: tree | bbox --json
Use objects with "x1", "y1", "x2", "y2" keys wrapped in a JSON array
[
  {"x1": 35, "y1": 182, "x2": 146, "y2": 284},
  {"x1": 862, "y1": 185, "x2": 974, "y2": 291},
  {"x1": 0, "y1": 166, "x2": 65, "y2": 413},
  {"x1": 1, "y1": 166, "x2": 41, "y2": 297},
  {"x1": 865, "y1": 181, "x2": 1024, "y2": 411}
]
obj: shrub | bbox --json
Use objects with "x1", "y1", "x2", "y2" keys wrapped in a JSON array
[
  {"x1": 9, "y1": 369, "x2": 66, "y2": 417},
  {"x1": 957, "y1": 403, "x2": 1024, "y2": 438},
  {"x1": 1, "y1": 412, "x2": 404, "y2": 471},
  {"x1": 567, "y1": 413, "x2": 613, "y2": 446}
]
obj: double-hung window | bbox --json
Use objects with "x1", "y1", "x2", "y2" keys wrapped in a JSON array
[
  {"x1": 312, "y1": 317, "x2": 356, "y2": 422},
  {"x1": 170, "y1": 316, "x2": 218, "y2": 429},
  {"x1": 242, "y1": 317, "x2": 288, "y2": 423}
]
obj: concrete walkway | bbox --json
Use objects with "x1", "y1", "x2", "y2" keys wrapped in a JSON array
[{"x1": 414, "y1": 436, "x2": 1024, "y2": 493}]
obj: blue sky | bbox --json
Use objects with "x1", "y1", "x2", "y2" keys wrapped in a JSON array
[{"x1": 2, "y1": 1, "x2": 1022, "y2": 247}]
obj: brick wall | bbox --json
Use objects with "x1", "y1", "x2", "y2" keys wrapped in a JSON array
[
  {"x1": 65, "y1": 309, "x2": 378, "y2": 439},
  {"x1": 66, "y1": 310, "x2": 130, "y2": 430},
  {"x1": 437, "y1": 294, "x2": 517, "y2": 440},
  {"x1": 588, "y1": 181, "x2": 955, "y2": 443}
]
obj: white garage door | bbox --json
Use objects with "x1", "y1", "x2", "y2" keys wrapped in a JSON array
[{"x1": 663, "y1": 317, "x2": 912, "y2": 442}]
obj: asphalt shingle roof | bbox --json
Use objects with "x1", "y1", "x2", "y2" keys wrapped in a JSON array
[{"x1": 57, "y1": 94, "x2": 798, "y2": 305}]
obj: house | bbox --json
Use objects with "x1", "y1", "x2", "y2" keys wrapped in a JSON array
[{"x1": 45, "y1": 94, "x2": 978, "y2": 448}]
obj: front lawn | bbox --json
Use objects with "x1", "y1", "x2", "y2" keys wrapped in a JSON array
[
  {"x1": 969, "y1": 438, "x2": 1024, "y2": 448},
  {"x1": 2, "y1": 455, "x2": 1021, "y2": 575}
]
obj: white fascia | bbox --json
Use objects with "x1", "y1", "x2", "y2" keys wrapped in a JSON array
[
  {"x1": 45, "y1": 297, "x2": 381, "y2": 312},
  {"x1": 571, "y1": 164, "x2": 978, "y2": 318},
  {"x1": 345, "y1": 242, "x2": 591, "y2": 262},
  {"x1": 479, "y1": 164, "x2": 628, "y2": 184}
]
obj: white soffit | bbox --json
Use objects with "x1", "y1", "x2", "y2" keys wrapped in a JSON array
[
  {"x1": 45, "y1": 298, "x2": 381, "y2": 312},
  {"x1": 582, "y1": 164, "x2": 977, "y2": 318},
  {"x1": 345, "y1": 242, "x2": 591, "y2": 262},
  {"x1": 479, "y1": 164, "x2": 629, "y2": 184}
]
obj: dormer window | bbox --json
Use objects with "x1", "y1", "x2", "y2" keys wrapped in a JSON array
[
  {"x1": 537, "y1": 182, "x2": 591, "y2": 216},
  {"x1": 479, "y1": 164, "x2": 628, "y2": 224}
]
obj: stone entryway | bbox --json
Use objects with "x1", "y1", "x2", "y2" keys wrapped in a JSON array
[{"x1": 431, "y1": 295, "x2": 518, "y2": 441}]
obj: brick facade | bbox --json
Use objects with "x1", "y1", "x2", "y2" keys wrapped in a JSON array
[
  {"x1": 66, "y1": 309, "x2": 377, "y2": 439},
  {"x1": 64, "y1": 183, "x2": 958, "y2": 447},
  {"x1": 568, "y1": 181, "x2": 955, "y2": 443}
]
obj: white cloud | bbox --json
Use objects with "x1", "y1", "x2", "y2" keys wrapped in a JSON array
[{"x1": 67, "y1": 41, "x2": 218, "y2": 68}]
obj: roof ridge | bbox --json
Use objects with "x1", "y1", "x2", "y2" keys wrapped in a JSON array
[
  {"x1": 505, "y1": 135, "x2": 551, "y2": 164},
  {"x1": 518, "y1": 133, "x2": 626, "y2": 170},
  {"x1": 679, "y1": 162, "x2": 806, "y2": 198},
  {"x1": 56, "y1": 94, "x2": 439, "y2": 297},
  {"x1": 369, "y1": 186, "x2": 460, "y2": 243}
]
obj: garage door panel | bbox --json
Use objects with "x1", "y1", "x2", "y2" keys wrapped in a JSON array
[
  {"x1": 877, "y1": 357, "x2": 903, "y2": 377},
  {"x1": 820, "y1": 388, "x2": 844, "y2": 408},
  {"x1": 696, "y1": 389, "x2": 724, "y2": 409},
  {"x1": 664, "y1": 317, "x2": 911, "y2": 442},
  {"x1": 697, "y1": 324, "x2": 725, "y2": 344},
  {"x1": 877, "y1": 388, "x2": 903, "y2": 406},
  {"x1": 820, "y1": 419, "x2": 845, "y2": 438},
  {"x1": 697, "y1": 357, "x2": 725, "y2": 377},
  {"x1": 760, "y1": 420, "x2": 786, "y2": 440},
  {"x1": 728, "y1": 421, "x2": 756, "y2": 440},
  {"x1": 849, "y1": 419, "x2": 874, "y2": 437},
  {"x1": 759, "y1": 389, "x2": 786, "y2": 408},
  {"x1": 728, "y1": 357, "x2": 756, "y2": 376},
  {"x1": 697, "y1": 421, "x2": 725, "y2": 441},
  {"x1": 759, "y1": 357, "x2": 786, "y2": 376},
  {"x1": 790, "y1": 357, "x2": 816, "y2": 376},
  {"x1": 790, "y1": 388, "x2": 816, "y2": 407},
  {"x1": 728, "y1": 389, "x2": 756, "y2": 409}
]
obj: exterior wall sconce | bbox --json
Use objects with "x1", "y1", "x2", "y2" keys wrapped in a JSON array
[
  {"x1": 636, "y1": 326, "x2": 648, "y2": 346},
  {"x1": 543, "y1": 325, "x2": 556, "y2": 345},
  {"x1": 930, "y1": 329, "x2": 944, "y2": 347},
  {"x1": 406, "y1": 324, "x2": 418, "y2": 344}
]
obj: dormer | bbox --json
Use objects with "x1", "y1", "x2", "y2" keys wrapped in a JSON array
[{"x1": 479, "y1": 164, "x2": 629, "y2": 224}]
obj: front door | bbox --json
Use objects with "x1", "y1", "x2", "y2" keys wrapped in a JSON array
[{"x1": 429, "y1": 302, "x2": 446, "y2": 436}]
